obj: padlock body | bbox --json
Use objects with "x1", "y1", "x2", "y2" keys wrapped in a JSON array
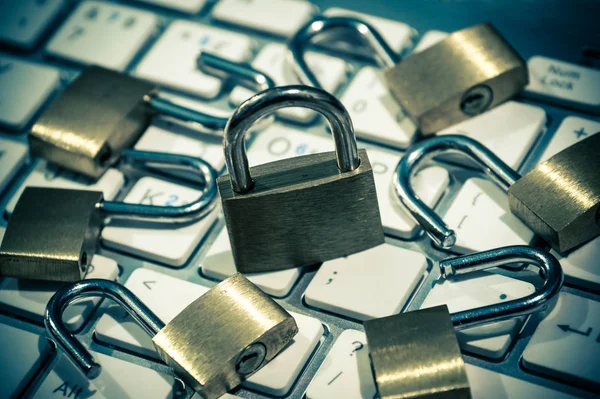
[
  {"x1": 509, "y1": 133, "x2": 600, "y2": 253},
  {"x1": 0, "y1": 188, "x2": 103, "y2": 282},
  {"x1": 217, "y1": 149, "x2": 384, "y2": 273},
  {"x1": 385, "y1": 23, "x2": 528, "y2": 135},
  {"x1": 364, "y1": 305, "x2": 471, "y2": 399},
  {"x1": 30, "y1": 66, "x2": 157, "y2": 179},
  {"x1": 152, "y1": 273, "x2": 298, "y2": 399}
]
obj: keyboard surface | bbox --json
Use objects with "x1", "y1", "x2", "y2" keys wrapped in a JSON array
[{"x1": 1, "y1": 0, "x2": 599, "y2": 398}]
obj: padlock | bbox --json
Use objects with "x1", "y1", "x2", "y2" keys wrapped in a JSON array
[
  {"x1": 0, "y1": 150, "x2": 217, "y2": 282},
  {"x1": 364, "y1": 245, "x2": 563, "y2": 399},
  {"x1": 288, "y1": 16, "x2": 528, "y2": 135},
  {"x1": 218, "y1": 85, "x2": 385, "y2": 273},
  {"x1": 45, "y1": 273, "x2": 299, "y2": 399},
  {"x1": 393, "y1": 133, "x2": 600, "y2": 253},
  {"x1": 30, "y1": 57, "x2": 271, "y2": 180}
]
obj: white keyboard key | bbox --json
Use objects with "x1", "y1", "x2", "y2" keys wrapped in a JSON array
[
  {"x1": 243, "y1": 312, "x2": 323, "y2": 396},
  {"x1": 304, "y1": 244, "x2": 427, "y2": 321},
  {"x1": 95, "y1": 268, "x2": 323, "y2": 396},
  {"x1": 539, "y1": 116, "x2": 600, "y2": 163},
  {"x1": 421, "y1": 271, "x2": 533, "y2": 359},
  {"x1": 135, "y1": 118, "x2": 225, "y2": 172},
  {"x1": 33, "y1": 351, "x2": 183, "y2": 398},
  {"x1": 95, "y1": 268, "x2": 209, "y2": 358},
  {"x1": 306, "y1": 329, "x2": 375, "y2": 399},
  {"x1": 553, "y1": 237, "x2": 600, "y2": 292},
  {"x1": 370, "y1": 147, "x2": 448, "y2": 239},
  {"x1": 324, "y1": 8, "x2": 415, "y2": 54},
  {"x1": 229, "y1": 43, "x2": 348, "y2": 123},
  {"x1": 0, "y1": 255, "x2": 118, "y2": 331},
  {"x1": 137, "y1": 0, "x2": 207, "y2": 14},
  {"x1": 413, "y1": 30, "x2": 448, "y2": 53},
  {"x1": 523, "y1": 293, "x2": 600, "y2": 388},
  {"x1": 0, "y1": 138, "x2": 27, "y2": 195},
  {"x1": 5, "y1": 160, "x2": 124, "y2": 215},
  {"x1": 0, "y1": 226, "x2": 5, "y2": 242},
  {"x1": 466, "y1": 365, "x2": 578, "y2": 399},
  {"x1": 47, "y1": 1, "x2": 157, "y2": 70},
  {"x1": 101, "y1": 177, "x2": 217, "y2": 266},
  {"x1": 0, "y1": 56, "x2": 60, "y2": 130},
  {"x1": 340, "y1": 67, "x2": 417, "y2": 148},
  {"x1": 525, "y1": 56, "x2": 600, "y2": 114},
  {"x1": 0, "y1": 323, "x2": 51, "y2": 398},
  {"x1": 212, "y1": 0, "x2": 317, "y2": 37},
  {"x1": 136, "y1": 20, "x2": 254, "y2": 99},
  {"x1": 0, "y1": 0, "x2": 66, "y2": 49},
  {"x1": 202, "y1": 228, "x2": 300, "y2": 297},
  {"x1": 439, "y1": 101, "x2": 546, "y2": 170},
  {"x1": 443, "y1": 178, "x2": 534, "y2": 254}
]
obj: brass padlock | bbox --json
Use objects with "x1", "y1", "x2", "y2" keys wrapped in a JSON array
[
  {"x1": 45, "y1": 274, "x2": 299, "y2": 399},
  {"x1": 30, "y1": 57, "x2": 272, "y2": 179},
  {"x1": 289, "y1": 17, "x2": 528, "y2": 135},
  {"x1": 218, "y1": 85, "x2": 385, "y2": 273},
  {"x1": 0, "y1": 151, "x2": 217, "y2": 282},
  {"x1": 364, "y1": 245, "x2": 563, "y2": 399},
  {"x1": 394, "y1": 134, "x2": 600, "y2": 253}
]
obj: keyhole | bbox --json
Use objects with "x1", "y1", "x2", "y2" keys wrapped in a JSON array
[
  {"x1": 235, "y1": 343, "x2": 266, "y2": 376},
  {"x1": 460, "y1": 85, "x2": 493, "y2": 116}
]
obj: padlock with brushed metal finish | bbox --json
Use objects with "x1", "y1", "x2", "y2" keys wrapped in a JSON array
[
  {"x1": 217, "y1": 85, "x2": 384, "y2": 273},
  {"x1": 394, "y1": 133, "x2": 600, "y2": 253},
  {"x1": 288, "y1": 16, "x2": 528, "y2": 135},
  {"x1": 0, "y1": 150, "x2": 217, "y2": 282},
  {"x1": 30, "y1": 57, "x2": 274, "y2": 180},
  {"x1": 45, "y1": 274, "x2": 299, "y2": 399},
  {"x1": 364, "y1": 245, "x2": 563, "y2": 399}
]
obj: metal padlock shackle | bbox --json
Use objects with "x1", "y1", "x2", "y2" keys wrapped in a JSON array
[
  {"x1": 197, "y1": 52, "x2": 276, "y2": 93},
  {"x1": 288, "y1": 15, "x2": 400, "y2": 89},
  {"x1": 439, "y1": 245, "x2": 563, "y2": 330},
  {"x1": 394, "y1": 134, "x2": 520, "y2": 248},
  {"x1": 101, "y1": 150, "x2": 218, "y2": 223},
  {"x1": 45, "y1": 279, "x2": 164, "y2": 379},
  {"x1": 224, "y1": 85, "x2": 359, "y2": 193}
]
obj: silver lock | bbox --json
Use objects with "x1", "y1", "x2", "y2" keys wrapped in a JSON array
[
  {"x1": 0, "y1": 151, "x2": 217, "y2": 282},
  {"x1": 45, "y1": 274, "x2": 298, "y2": 399},
  {"x1": 288, "y1": 16, "x2": 527, "y2": 135},
  {"x1": 365, "y1": 245, "x2": 563, "y2": 399},
  {"x1": 393, "y1": 134, "x2": 600, "y2": 253}
]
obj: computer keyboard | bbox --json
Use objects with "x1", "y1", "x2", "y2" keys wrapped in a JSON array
[{"x1": 0, "y1": 0, "x2": 599, "y2": 398}]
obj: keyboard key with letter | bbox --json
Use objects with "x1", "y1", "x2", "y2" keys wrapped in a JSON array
[
  {"x1": 421, "y1": 271, "x2": 533, "y2": 359},
  {"x1": 0, "y1": 0, "x2": 66, "y2": 50},
  {"x1": 202, "y1": 228, "x2": 301, "y2": 297},
  {"x1": 304, "y1": 243, "x2": 427, "y2": 321},
  {"x1": 46, "y1": 1, "x2": 158, "y2": 70},
  {"x1": 0, "y1": 256, "x2": 118, "y2": 331},
  {"x1": 525, "y1": 56, "x2": 600, "y2": 114},
  {"x1": 0, "y1": 56, "x2": 60, "y2": 130},
  {"x1": 522, "y1": 292, "x2": 600, "y2": 390},
  {"x1": 101, "y1": 177, "x2": 217, "y2": 266},
  {"x1": 211, "y1": 0, "x2": 317, "y2": 37},
  {"x1": 137, "y1": 0, "x2": 208, "y2": 14},
  {"x1": 135, "y1": 20, "x2": 254, "y2": 99}
]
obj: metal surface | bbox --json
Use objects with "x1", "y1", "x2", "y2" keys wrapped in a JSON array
[
  {"x1": 223, "y1": 85, "x2": 359, "y2": 194},
  {"x1": 30, "y1": 66, "x2": 158, "y2": 179},
  {"x1": 152, "y1": 273, "x2": 298, "y2": 399},
  {"x1": 98, "y1": 150, "x2": 218, "y2": 224},
  {"x1": 394, "y1": 135, "x2": 520, "y2": 249},
  {"x1": 364, "y1": 305, "x2": 471, "y2": 399},
  {"x1": 219, "y1": 148, "x2": 384, "y2": 272},
  {"x1": 386, "y1": 23, "x2": 528, "y2": 134},
  {"x1": 0, "y1": 188, "x2": 103, "y2": 282},
  {"x1": 44, "y1": 279, "x2": 165, "y2": 378},
  {"x1": 288, "y1": 15, "x2": 400, "y2": 87},
  {"x1": 364, "y1": 246, "x2": 562, "y2": 399},
  {"x1": 197, "y1": 52, "x2": 276, "y2": 92},
  {"x1": 508, "y1": 133, "x2": 600, "y2": 253}
]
